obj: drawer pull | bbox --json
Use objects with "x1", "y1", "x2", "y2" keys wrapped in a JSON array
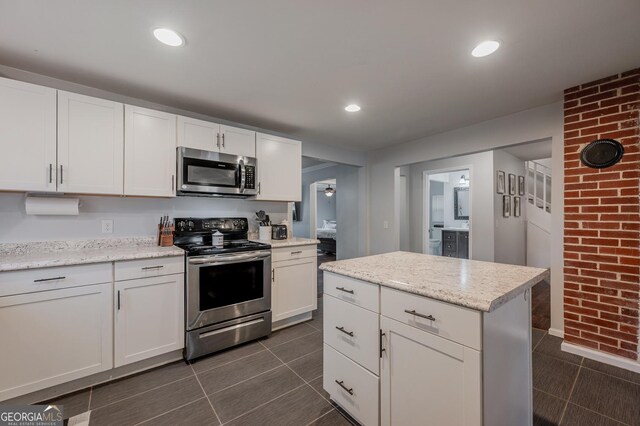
[
  {"x1": 404, "y1": 309, "x2": 436, "y2": 321},
  {"x1": 33, "y1": 276, "x2": 66, "y2": 283},
  {"x1": 290, "y1": 250, "x2": 302, "y2": 255},
  {"x1": 335, "y1": 326, "x2": 354, "y2": 337},
  {"x1": 335, "y1": 380, "x2": 354, "y2": 395},
  {"x1": 336, "y1": 286, "x2": 354, "y2": 294},
  {"x1": 142, "y1": 265, "x2": 164, "y2": 270}
]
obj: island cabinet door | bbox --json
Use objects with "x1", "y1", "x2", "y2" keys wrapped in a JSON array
[{"x1": 380, "y1": 316, "x2": 481, "y2": 426}]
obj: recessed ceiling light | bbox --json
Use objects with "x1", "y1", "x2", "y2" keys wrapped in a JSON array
[
  {"x1": 153, "y1": 28, "x2": 184, "y2": 47},
  {"x1": 345, "y1": 104, "x2": 361, "y2": 112},
  {"x1": 471, "y1": 40, "x2": 500, "y2": 57}
]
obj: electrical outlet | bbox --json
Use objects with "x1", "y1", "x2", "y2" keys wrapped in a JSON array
[
  {"x1": 383, "y1": 220, "x2": 389, "y2": 229},
  {"x1": 101, "y1": 219, "x2": 113, "y2": 234}
]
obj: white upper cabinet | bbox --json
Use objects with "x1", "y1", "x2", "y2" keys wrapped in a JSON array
[
  {"x1": 0, "y1": 77, "x2": 56, "y2": 192},
  {"x1": 220, "y1": 124, "x2": 255, "y2": 157},
  {"x1": 124, "y1": 105, "x2": 177, "y2": 197},
  {"x1": 255, "y1": 133, "x2": 301, "y2": 201},
  {"x1": 178, "y1": 116, "x2": 255, "y2": 157},
  {"x1": 58, "y1": 91, "x2": 124, "y2": 195},
  {"x1": 177, "y1": 116, "x2": 219, "y2": 151}
]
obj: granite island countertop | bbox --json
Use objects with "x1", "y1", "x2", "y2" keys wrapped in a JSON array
[
  {"x1": 320, "y1": 251, "x2": 549, "y2": 312},
  {"x1": 250, "y1": 237, "x2": 320, "y2": 248},
  {"x1": 0, "y1": 237, "x2": 184, "y2": 272}
]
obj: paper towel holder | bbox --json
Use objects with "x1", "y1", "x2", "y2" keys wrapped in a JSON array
[{"x1": 25, "y1": 194, "x2": 81, "y2": 216}]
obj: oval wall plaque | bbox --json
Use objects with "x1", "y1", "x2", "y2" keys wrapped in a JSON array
[{"x1": 580, "y1": 139, "x2": 624, "y2": 169}]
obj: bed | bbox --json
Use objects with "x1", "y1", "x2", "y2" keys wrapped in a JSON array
[{"x1": 317, "y1": 220, "x2": 337, "y2": 254}]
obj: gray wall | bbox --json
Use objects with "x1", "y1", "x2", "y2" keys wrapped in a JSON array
[
  {"x1": 316, "y1": 186, "x2": 336, "y2": 227},
  {"x1": 493, "y1": 149, "x2": 527, "y2": 266},
  {"x1": 0, "y1": 193, "x2": 287, "y2": 243},
  {"x1": 404, "y1": 151, "x2": 495, "y2": 261},
  {"x1": 367, "y1": 101, "x2": 565, "y2": 335},
  {"x1": 292, "y1": 163, "x2": 362, "y2": 260}
]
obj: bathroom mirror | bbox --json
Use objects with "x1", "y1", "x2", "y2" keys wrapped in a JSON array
[{"x1": 454, "y1": 187, "x2": 469, "y2": 220}]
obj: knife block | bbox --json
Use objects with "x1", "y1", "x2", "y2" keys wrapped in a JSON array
[{"x1": 158, "y1": 224, "x2": 174, "y2": 247}]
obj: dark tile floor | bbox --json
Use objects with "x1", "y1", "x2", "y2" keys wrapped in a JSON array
[
  {"x1": 532, "y1": 329, "x2": 640, "y2": 425},
  {"x1": 532, "y1": 279, "x2": 551, "y2": 330},
  {"x1": 317, "y1": 252, "x2": 336, "y2": 296}
]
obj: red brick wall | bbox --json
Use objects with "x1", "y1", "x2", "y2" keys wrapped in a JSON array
[{"x1": 563, "y1": 69, "x2": 640, "y2": 360}]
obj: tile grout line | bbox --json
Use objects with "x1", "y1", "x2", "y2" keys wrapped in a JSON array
[
  {"x1": 562, "y1": 401, "x2": 631, "y2": 426},
  {"x1": 202, "y1": 363, "x2": 286, "y2": 397},
  {"x1": 303, "y1": 409, "x2": 336, "y2": 426},
  {"x1": 259, "y1": 341, "x2": 335, "y2": 408},
  {"x1": 89, "y1": 374, "x2": 194, "y2": 412},
  {"x1": 219, "y1": 383, "x2": 308, "y2": 425},
  {"x1": 532, "y1": 330, "x2": 547, "y2": 352},
  {"x1": 191, "y1": 345, "x2": 269, "y2": 376},
  {"x1": 87, "y1": 387, "x2": 92, "y2": 413},
  {"x1": 190, "y1": 364, "x2": 223, "y2": 425},
  {"x1": 264, "y1": 327, "x2": 320, "y2": 351},
  {"x1": 132, "y1": 397, "x2": 208, "y2": 426},
  {"x1": 558, "y1": 357, "x2": 583, "y2": 425}
]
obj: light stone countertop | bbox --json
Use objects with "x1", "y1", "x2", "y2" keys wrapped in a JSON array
[
  {"x1": 320, "y1": 251, "x2": 549, "y2": 312},
  {"x1": 250, "y1": 237, "x2": 320, "y2": 248},
  {"x1": 0, "y1": 237, "x2": 184, "y2": 272}
]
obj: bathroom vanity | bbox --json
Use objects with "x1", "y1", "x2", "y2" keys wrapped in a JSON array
[
  {"x1": 442, "y1": 228, "x2": 469, "y2": 259},
  {"x1": 320, "y1": 252, "x2": 548, "y2": 426}
]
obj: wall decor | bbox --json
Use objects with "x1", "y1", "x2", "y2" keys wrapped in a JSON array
[
  {"x1": 503, "y1": 195, "x2": 511, "y2": 218},
  {"x1": 497, "y1": 171, "x2": 505, "y2": 194},
  {"x1": 514, "y1": 196, "x2": 521, "y2": 217},
  {"x1": 518, "y1": 176, "x2": 525, "y2": 196},
  {"x1": 508, "y1": 173, "x2": 516, "y2": 195},
  {"x1": 580, "y1": 139, "x2": 624, "y2": 168}
]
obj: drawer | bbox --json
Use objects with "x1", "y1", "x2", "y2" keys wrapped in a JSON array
[
  {"x1": 114, "y1": 256, "x2": 184, "y2": 281},
  {"x1": 324, "y1": 294, "x2": 380, "y2": 374},
  {"x1": 443, "y1": 242, "x2": 457, "y2": 251},
  {"x1": 324, "y1": 344, "x2": 379, "y2": 426},
  {"x1": 443, "y1": 231, "x2": 456, "y2": 241},
  {"x1": 0, "y1": 263, "x2": 112, "y2": 297},
  {"x1": 272, "y1": 245, "x2": 316, "y2": 262},
  {"x1": 381, "y1": 287, "x2": 481, "y2": 350},
  {"x1": 324, "y1": 272, "x2": 379, "y2": 313}
]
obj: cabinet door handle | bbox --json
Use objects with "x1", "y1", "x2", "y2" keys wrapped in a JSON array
[
  {"x1": 222, "y1": 133, "x2": 225, "y2": 148},
  {"x1": 117, "y1": 290, "x2": 121, "y2": 310},
  {"x1": 216, "y1": 133, "x2": 220, "y2": 149},
  {"x1": 49, "y1": 163, "x2": 53, "y2": 183},
  {"x1": 258, "y1": 182, "x2": 261, "y2": 195},
  {"x1": 291, "y1": 250, "x2": 302, "y2": 255},
  {"x1": 142, "y1": 265, "x2": 164, "y2": 270},
  {"x1": 404, "y1": 309, "x2": 436, "y2": 321},
  {"x1": 33, "y1": 276, "x2": 66, "y2": 283},
  {"x1": 335, "y1": 380, "x2": 354, "y2": 395},
  {"x1": 380, "y1": 330, "x2": 386, "y2": 358},
  {"x1": 335, "y1": 326, "x2": 354, "y2": 337},
  {"x1": 172, "y1": 175, "x2": 175, "y2": 191},
  {"x1": 272, "y1": 268, "x2": 275, "y2": 282},
  {"x1": 336, "y1": 286, "x2": 354, "y2": 294},
  {"x1": 60, "y1": 165, "x2": 64, "y2": 184}
]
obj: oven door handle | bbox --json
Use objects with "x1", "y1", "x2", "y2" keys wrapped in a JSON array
[
  {"x1": 188, "y1": 252, "x2": 270, "y2": 266},
  {"x1": 239, "y1": 159, "x2": 246, "y2": 194}
]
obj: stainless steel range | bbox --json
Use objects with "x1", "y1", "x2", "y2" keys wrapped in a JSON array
[{"x1": 174, "y1": 217, "x2": 272, "y2": 361}]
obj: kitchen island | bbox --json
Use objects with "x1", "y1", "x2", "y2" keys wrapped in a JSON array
[{"x1": 320, "y1": 251, "x2": 549, "y2": 426}]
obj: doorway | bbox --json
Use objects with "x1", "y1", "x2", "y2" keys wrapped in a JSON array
[{"x1": 423, "y1": 168, "x2": 471, "y2": 258}]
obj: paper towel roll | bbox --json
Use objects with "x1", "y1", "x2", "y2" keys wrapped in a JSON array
[{"x1": 25, "y1": 196, "x2": 79, "y2": 216}]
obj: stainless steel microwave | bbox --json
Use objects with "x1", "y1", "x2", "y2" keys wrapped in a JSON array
[{"x1": 177, "y1": 147, "x2": 257, "y2": 197}]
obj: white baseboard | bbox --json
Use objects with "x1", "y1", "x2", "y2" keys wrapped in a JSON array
[
  {"x1": 548, "y1": 327, "x2": 564, "y2": 338},
  {"x1": 561, "y1": 341, "x2": 640, "y2": 374}
]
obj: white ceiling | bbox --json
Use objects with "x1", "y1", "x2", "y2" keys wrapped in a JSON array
[{"x1": 1, "y1": 1, "x2": 639, "y2": 151}]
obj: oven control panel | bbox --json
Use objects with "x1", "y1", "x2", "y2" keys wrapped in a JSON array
[
  {"x1": 175, "y1": 218, "x2": 248, "y2": 233},
  {"x1": 245, "y1": 166, "x2": 255, "y2": 189}
]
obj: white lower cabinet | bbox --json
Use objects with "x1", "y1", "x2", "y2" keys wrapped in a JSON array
[
  {"x1": 323, "y1": 272, "x2": 532, "y2": 426},
  {"x1": 380, "y1": 316, "x2": 481, "y2": 426},
  {"x1": 271, "y1": 248, "x2": 317, "y2": 323},
  {"x1": 0, "y1": 283, "x2": 113, "y2": 401},
  {"x1": 114, "y1": 273, "x2": 184, "y2": 367}
]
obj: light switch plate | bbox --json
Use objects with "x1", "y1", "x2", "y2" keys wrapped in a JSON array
[{"x1": 101, "y1": 219, "x2": 113, "y2": 234}]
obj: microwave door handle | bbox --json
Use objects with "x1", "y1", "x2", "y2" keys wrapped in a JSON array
[{"x1": 239, "y1": 160, "x2": 246, "y2": 193}]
